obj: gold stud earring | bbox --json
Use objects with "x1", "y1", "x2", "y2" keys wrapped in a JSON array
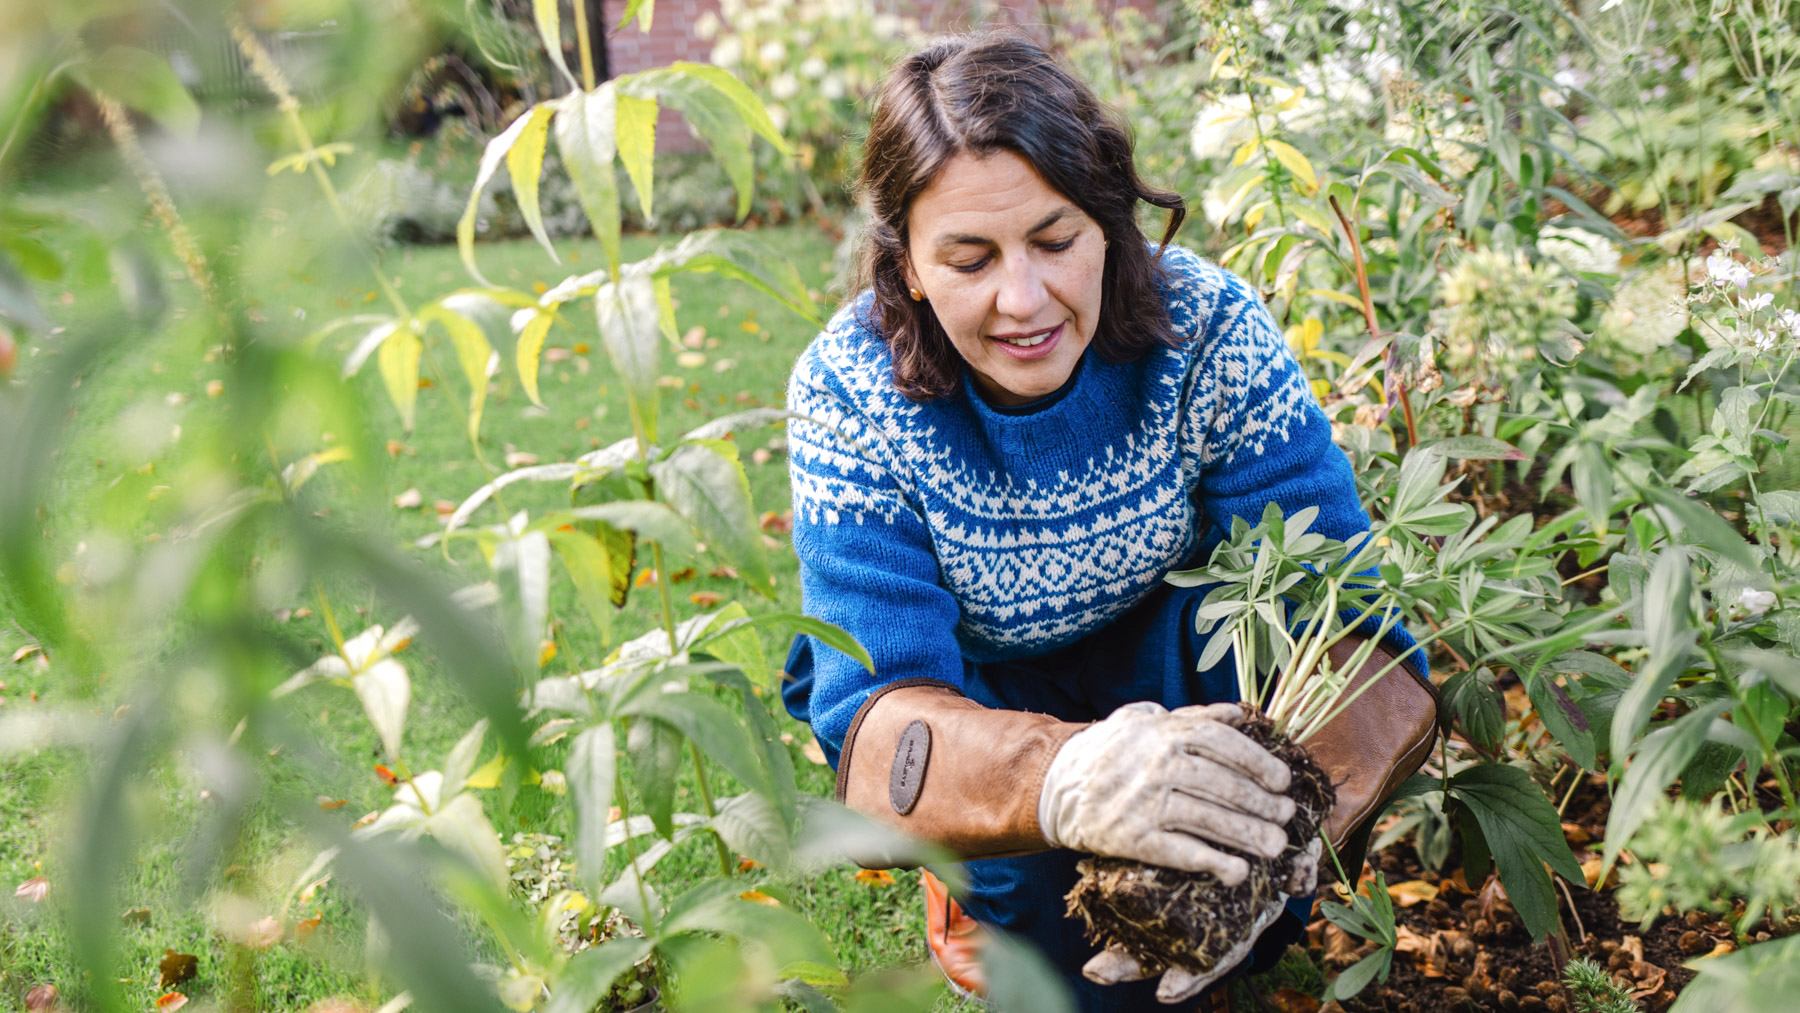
[{"x1": 908, "y1": 286, "x2": 924, "y2": 302}]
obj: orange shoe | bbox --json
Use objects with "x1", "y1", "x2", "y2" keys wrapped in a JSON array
[{"x1": 922, "y1": 868, "x2": 989, "y2": 1003}]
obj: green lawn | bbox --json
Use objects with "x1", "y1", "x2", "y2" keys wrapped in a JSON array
[{"x1": 0, "y1": 216, "x2": 985, "y2": 1012}]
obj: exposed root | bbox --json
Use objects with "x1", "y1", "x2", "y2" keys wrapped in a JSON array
[{"x1": 1065, "y1": 705, "x2": 1335, "y2": 975}]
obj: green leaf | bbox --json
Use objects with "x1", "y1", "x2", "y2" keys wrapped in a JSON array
[
  {"x1": 567, "y1": 723, "x2": 616, "y2": 896},
  {"x1": 1449, "y1": 765, "x2": 1584, "y2": 942},
  {"x1": 514, "y1": 308, "x2": 555, "y2": 407},
  {"x1": 620, "y1": 67, "x2": 755, "y2": 219},
  {"x1": 661, "y1": 881, "x2": 834, "y2": 968},
  {"x1": 376, "y1": 322, "x2": 423, "y2": 431},
  {"x1": 662, "y1": 62, "x2": 792, "y2": 156},
  {"x1": 506, "y1": 103, "x2": 559, "y2": 263},
  {"x1": 1326, "y1": 948, "x2": 1390, "y2": 1003},
  {"x1": 643, "y1": 231, "x2": 821, "y2": 326},
  {"x1": 1641, "y1": 485, "x2": 1759, "y2": 574},
  {"x1": 555, "y1": 85, "x2": 622, "y2": 276},
  {"x1": 546, "y1": 529, "x2": 616, "y2": 644},
  {"x1": 560, "y1": 501, "x2": 696, "y2": 559},
  {"x1": 689, "y1": 603, "x2": 768, "y2": 677},
  {"x1": 710, "y1": 791, "x2": 791, "y2": 869},
  {"x1": 1442, "y1": 667, "x2": 1504, "y2": 752},
  {"x1": 1523, "y1": 671, "x2": 1596, "y2": 772},
  {"x1": 461, "y1": 104, "x2": 554, "y2": 285},
  {"x1": 70, "y1": 47, "x2": 199, "y2": 134},
  {"x1": 1611, "y1": 549, "x2": 1696, "y2": 760},
  {"x1": 626, "y1": 717, "x2": 681, "y2": 838},
  {"x1": 619, "y1": 0, "x2": 654, "y2": 31},
  {"x1": 420, "y1": 303, "x2": 495, "y2": 441},
  {"x1": 615, "y1": 94, "x2": 658, "y2": 220},
  {"x1": 649, "y1": 441, "x2": 772, "y2": 595},
  {"x1": 982, "y1": 926, "x2": 1078, "y2": 1013},
  {"x1": 597, "y1": 272, "x2": 661, "y2": 441},
  {"x1": 424, "y1": 793, "x2": 511, "y2": 890},
  {"x1": 622, "y1": 689, "x2": 767, "y2": 796},
  {"x1": 0, "y1": 253, "x2": 50, "y2": 331},
  {"x1": 531, "y1": 0, "x2": 578, "y2": 88},
  {"x1": 442, "y1": 719, "x2": 488, "y2": 800},
  {"x1": 1603, "y1": 699, "x2": 1732, "y2": 873},
  {"x1": 683, "y1": 407, "x2": 801, "y2": 443},
  {"x1": 543, "y1": 937, "x2": 653, "y2": 1013},
  {"x1": 1362, "y1": 157, "x2": 1457, "y2": 208}
]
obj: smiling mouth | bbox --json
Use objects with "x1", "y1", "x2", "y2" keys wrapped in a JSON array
[{"x1": 992, "y1": 325, "x2": 1059, "y2": 348}]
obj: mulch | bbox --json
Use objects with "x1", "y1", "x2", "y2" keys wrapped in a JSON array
[{"x1": 1266, "y1": 765, "x2": 1791, "y2": 1013}]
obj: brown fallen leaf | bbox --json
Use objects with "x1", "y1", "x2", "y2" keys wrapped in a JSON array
[
  {"x1": 504, "y1": 451, "x2": 539, "y2": 468},
  {"x1": 433, "y1": 500, "x2": 456, "y2": 518},
  {"x1": 295, "y1": 915, "x2": 323, "y2": 944},
  {"x1": 24, "y1": 984, "x2": 57, "y2": 1012},
  {"x1": 238, "y1": 916, "x2": 283, "y2": 949},
  {"x1": 11, "y1": 644, "x2": 42, "y2": 663},
  {"x1": 606, "y1": 805, "x2": 622, "y2": 823},
  {"x1": 689, "y1": 592, "x2": 723, "y2": 608},
  {"x1": 759, "y1": 510, "x2": 793, "y2": 535},
  {"x1": 159, "y1": 949, "x2": 198, "y2": 987},
  {"x1": 374, "y1": 764, "x2": 399, "y2": 786},
  {"x1": 298, "y1": 876, "x2": 330, "y2": 905},
  {"x1": 121, "y1": 907, "x2": 151, "y2": 926},
  {"x1": 668, "y1": 567, "x2": 697, "y2": 583},
  {"x1": 1620, "y1": 936, "x2": 1646, "y2": 962},
  {"x1": 801, "y1": 738, "x2": 827, "y2": 765},
  {"x1": 317, "y1": 797, "x2": 348, "y2": 811},
  {"x1": 1266, "y1": 988, "x2": 1321, "y2": 1013},
  {"x1": 1386, "y1": 879, "x2": 1439, "y2": 907},
  {"x1": 751, "y1": 448, "x2": 772, "y2": 465},
  {"x1": 205, "y1": 380, "x2": 224, "y2": 398},
  {"x1": 393, "y1": 488, "x2": 422, "y2": 509},
  {"x1": 1581, "y1": 857, "x2": 1619, "y2": 889},
  {"x1": 1562, "y1": 822, "x2": 1591, "y2": 844},
  {"x1": 854, "y1": 869, "x2": 896, "y2": 887},
  {"x1": 739, "y1": 891, "x2": 780, "y2": 906},
  {"x1": 738, "y1": 857, "x2": 762, "y2": 872},
  {"x1": 385, "y1": 441, "x2": 408, "y2": 458},
  {"x1": 156, "y1": 992, "x2": 188, "y2": 1011},
  {"x1": 15, "y1": 876, "x2": 47, "y2": 903}
]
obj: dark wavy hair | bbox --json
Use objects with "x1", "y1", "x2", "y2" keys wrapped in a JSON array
[{"x1": 854, "y1": 33, "x2": 1187, "y2": 401}]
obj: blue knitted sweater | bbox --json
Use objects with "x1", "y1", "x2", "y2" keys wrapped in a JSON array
[{"x1": 785, "y1": 245, "x2": 1413, "y2": 756}]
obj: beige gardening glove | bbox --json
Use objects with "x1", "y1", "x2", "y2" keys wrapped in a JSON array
[
  {"x1": 1037, "y1": 701, "x2": 1295, "y2": 884},
  {"x1": 1083, "y1": 837, "x2": 1322, "y2": 1004}
]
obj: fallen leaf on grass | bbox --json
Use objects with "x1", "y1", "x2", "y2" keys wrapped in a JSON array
[
  {"x1": 156, "y1": 992, "x2": 188, "y2": 1011},
  {"x1": 159, "y1": 950, "x2": 198, "y2": 987},
  {"x1": 11, "y1": 645, "x2": 41, "y2": 663},
  {"x1": 689, "y1": 592, "x2": 723, "y2": 607},
  {"x1": 739, "y1": 891, "x2": 781, "y2": 906},
  {"x1": 606, "y1": 805, "x2": 622, "y2": 823},
  {"x1": 15, "y1": 876, "x2": 47, "y2": 902},
  {"x1": 1562, "y1": 822, "x2": 1591, "y2": 844},
  {"x1": 298, "y1": 876, "x2": 330, "y2": 904},
  {"x1": 738, "y1": 857, "x2": 761, "y2": 872},
  {"x1": 1581, "y1": 857, "x2": 1619, "y2": 889},
  {"x1": 1266, "y1": 988, "x2": 1321, "y2": 1013},
  {"x1": 433, "y1": 500, "x2": 456, "y2": 518},
  {"x1": 1386, "y1": 879, "x2": 1438, "y2": 906},
  {"x1": 205, "y1": 380, "x2": 224, "y2": 398},
  {"x1": 538, "y1": 640, "x2": 557, "y2": 667},
  {"x1": 121, "y1": 907, "x2": 151, "y2": 926},
  {"x1": 393, "y1": 488, "x2": 422, "y2": 509},
  {"x1": 801, "y1": 738, "x2": 827, "y2": 765},
  {"x1": 24, "y1": 984, "x2": 57, "y2": 1011},
  {"x1": 295, "y1": 915, "x2": 323, "y2": 944},
  {"x1": 854, "y1": 869, "x2": 895, "y2": 887},
  {"x1": 317, "y1": 796, "x2": 348, "y2": 811},
  {"x1": 759, "y1": 511, "x2": 792, "y2": 535},
  {"x1": 751, "y1": 448, "x2": 772, "y2": 465},
  {"x1": 374, "y1": 764, "x2": 399, "y2": 786},
  {"x1": 385, "y1": 441, "x2": 408, "y2": 458},
  {"x1": 504, "y1": 451, "x2": 539, "y2": 468}
]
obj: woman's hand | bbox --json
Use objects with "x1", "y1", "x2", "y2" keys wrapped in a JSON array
[{"x1": 1038, "y1": 701, "x2": 1295, "y2": 884}]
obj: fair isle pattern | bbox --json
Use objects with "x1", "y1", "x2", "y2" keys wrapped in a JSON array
[{"x1": 787, "y1": 246, "x2": 1366, "y2": 749}]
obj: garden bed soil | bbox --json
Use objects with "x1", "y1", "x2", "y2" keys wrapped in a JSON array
[{"x1": 1294, "y1": 770, "x2": 1791, "y2": 1013}]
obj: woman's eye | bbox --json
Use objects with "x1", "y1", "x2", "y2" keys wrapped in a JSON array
[
  {"x1": 950, "y1": 258, "x2": 989, "y2": 274},
  {"x1": 1042, "y1": 238, "x2": 1076, "y2": 253}
]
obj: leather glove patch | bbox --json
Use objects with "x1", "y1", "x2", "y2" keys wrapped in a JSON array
[{"x1": 889, "y1": 719, "x2": 931, "y2": 814}]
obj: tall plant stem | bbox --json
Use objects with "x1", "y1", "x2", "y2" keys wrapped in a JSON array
[
  {"x1": 1329, "y1": 194, "x2": 1418, "y2": 449},
  {"x1": 613, "y1": 769, "x2": 660, "y2": 934},
  {"x1": 571, "y1": 0, "x2": 598, "y2": 91},
  {"x1": 690, "y1": 741, "x2": 735, "y2": 877}
]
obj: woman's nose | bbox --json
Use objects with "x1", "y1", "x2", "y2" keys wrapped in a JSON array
[{"x1": 994, "y1": 256, "x2": 1050, "y2": 321}]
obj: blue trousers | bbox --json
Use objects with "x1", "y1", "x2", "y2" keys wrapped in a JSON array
[{"x1": 784, "y1": 581, "x2": 1311, "y2": 1011}]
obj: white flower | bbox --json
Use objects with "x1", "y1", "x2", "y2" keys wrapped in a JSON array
[
  {"x1": 872, "y1": 13, "x2": 900, "y2": 36},
  {"x1": 800, "y1": 55, "x2": 828, "y2": 79},
  {"x1": 1736, "y1": 588, "x2": 1777, "y2": 616},
  {"x1": 1778, "y1": 308, "x2": 1800, "y2": 337},
  {"x1": 1743, "y1": 292, "x2": 1774, "y2": 313},
  {"x1": 758, "y1": 40, "x2": 787, "y2": 66},
  {"x1": 771, "y1": 72, "x2": 799, "y2": 100},
  {"x1": 1598, "y1": 261, "x2": 1687, "y2": 356},
  {"x1": 820, "y1": 73, "x2": 846, "y2": 101},
  {"x1": 710, "y1": 38, "x2": 743, "y2": 66},
  {"x1": 1706, "y1": 251, "x2": 1751, "y2": 289},
  {"x1": 766, "y1": 103, "x2": 789, "y2": 133},
  {"x1": 1539, "y1": 226, "x2": 1621, "y2": 276},
  {"x1": 694, "y1": 11, "x2": 720, "y2": 39},
  {"x1": 1189, "y1": 94, "x2": 1256, "y2": 161},
  {"x1": 1750, "y1": 329, "x2": 1776, "y2": 352}
]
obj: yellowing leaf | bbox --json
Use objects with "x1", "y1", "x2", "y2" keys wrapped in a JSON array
[
  {"x1": 464, "y1": 753, "x2": 508, "y2": 790},
  {"x1": 506, "y1": 104, "x2": 559, "y2": 262},
  {"x1": 562, "y1": 893, "x2": 590, "y2": 912},
  {"x1": 1231, "y1": 138, "x2": 1259, "y2": 168},
  {"x1": 11, "y1": 645, "x2": 42, "y2": 663},
  {"x1": 615, "y1": 94, "x2": 658, "y2": 219},
  {"x1": 420, "y1": 304, "x2": 493, "y2": 441},
  {"x1": 532, "y1": 0, "x2": 576, "y2": 88},
  {"x1": 537, "y1": 640, "x2": 557, "y2": 667},
  {"x1": 155, "y1": 992, "x2": 189, "y2": 1012},
  {"x1": 514, "y1": 308, "x2": 555, "y2": 408},
  {"x1": 853, "y1": 869, "x2": 895, "y2": 886},
  {"x1": 376, "y1": 323, "x2": 423, "y2": 431},
  {"x1": 1263, "y1": 138, "x2": 1317, "y2": 192},
  {"x1": 739, "y1": 890, "x2": 781, "y2": 906}
]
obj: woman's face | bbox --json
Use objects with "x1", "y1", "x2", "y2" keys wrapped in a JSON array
[{"x1": 903, "y1": 150, "x2": 1106, "y2": 407}]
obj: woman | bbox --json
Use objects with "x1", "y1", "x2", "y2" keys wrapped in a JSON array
[{"x1": 780, "y1": 34, "x2": 1437, "y2": 1011}]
